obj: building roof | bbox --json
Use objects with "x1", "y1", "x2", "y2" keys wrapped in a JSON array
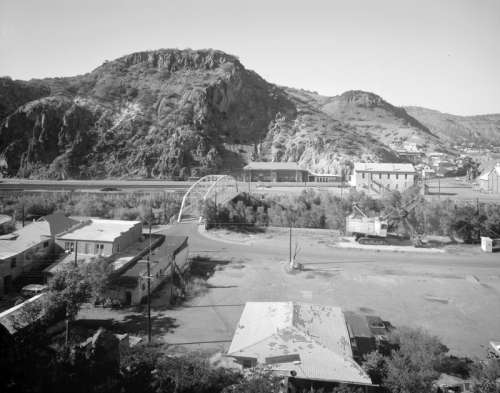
[
  {"x1": 112, "y1": 236, "x2": 189, "y2": 288},
  {"x1": 435, "y1": 373, "x2": 469, "y2": 388},
  {"x1": 344, "y1": 311, "x2": 372, "y2": 338},
  {"x1": 57, "y1": 219, "x2": 141, "y2": 243},
  {"x1": 39, "y1": 212, "x2": 79, "y2": 236},
  {"x1": 227, "y1": 302, "x2": 371, "y2": 385},
  {"x1": 354, "y1": 162, "x2": 415, "y2": 173},
  {"x1": 243, "y1": 161, "x2": 306, "y2": 171},
  {"x1": 0, "y1": 221, "x2": 51, "y2": 260}
]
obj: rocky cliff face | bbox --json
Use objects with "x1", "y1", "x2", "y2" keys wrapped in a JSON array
[{"x1": 1, "y1": 48, "x2": 494, "y2": 179}]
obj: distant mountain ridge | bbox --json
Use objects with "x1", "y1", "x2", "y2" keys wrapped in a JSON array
[
  {"x1": 404, "y1": 106, "x2": 500, "y2": 144},
  {"x1": 0, "y1": 48, "x2": 498, "y2": 179}
]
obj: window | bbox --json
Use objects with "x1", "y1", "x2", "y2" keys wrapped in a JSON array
[
  {"x1": 65, "y1": 242, "x2": 74, "y2": 251},
  {"x1": 94, "y1": 243, "x2": 105, "y2": 254},
  {"x1": 379, "y1": 173, "x2": 381, "y2": 179},
  {"x1": 142, "y1": 283, "x2": 146, "y2": 291},
  {"x1": 362, "y1": 173, "x2": 365, "y2": 179},
  {"x1": 396, "y1": 174, "x2": 399, "y2": 180},
  {"x1": 43, "y1": 241, "x2": 49, "y2": 248},
  {"x1": 10, "y1": 258, "x2": 16, "y2": 268},
  {"x1": 387, "y1": 174, "x2": 390, "y2": 179},
  {"x1": 405, "y1": 174, "x2": 408, "y2": 180}
]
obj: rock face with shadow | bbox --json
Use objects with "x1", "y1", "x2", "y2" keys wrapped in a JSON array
[{"x1": 1, "y1": 48, "x2": 476, "y2": 179}]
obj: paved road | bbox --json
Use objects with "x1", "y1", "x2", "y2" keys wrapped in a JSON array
[{"x1": 164, "y1": 222, "x2": 500, "y2": 268}]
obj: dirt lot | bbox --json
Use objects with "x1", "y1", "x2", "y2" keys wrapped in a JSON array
[
  {"x1": 78, "y1": 223, "x2": 500, "y2": 359},
  {"x1": 425, "y1": 177, "x2": 500, "y2": 203}
]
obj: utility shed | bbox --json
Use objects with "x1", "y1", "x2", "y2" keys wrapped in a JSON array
[
  {"x1": 344, "y1": 311, "x2": 376, "y2": 361},
  {"x1": 227, "y1": 302, "x2": 372, "y2": 386}
]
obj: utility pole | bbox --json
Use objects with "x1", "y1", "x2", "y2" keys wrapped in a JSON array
[
  {"x1": 21, "y1": 202, "x2": 25, "y2": 227},
  {"x1": 74, "y1": 241, "x2": 78, "y2": 267},
  {"x1": 289, "y1": 221, "x2": 292, "y2": 264},
  {"x1": 438, "y1": 177, "x2": 441, "y2": 200},
  {"x1": 147, "y1": 202, "x2": 152, "y2": 343}
]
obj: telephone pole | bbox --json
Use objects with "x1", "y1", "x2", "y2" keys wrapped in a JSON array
[
  {"x1": 74, "y1": 241, "x2": 78, "y2": 267},
  {"x1": 147, "y1": 204, "x2": 152, "y2": 343}
]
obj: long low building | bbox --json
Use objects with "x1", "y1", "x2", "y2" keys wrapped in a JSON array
[
  {"x1": 243, "y1": 162, "x2": 309, "y2": 182},
  {"x1": 108, "y1": 236, "x2": 189, "y2": 306},
  {"x1": 56, "y1": 219, "x2": 142, "y2": 257},
  {"x1": 350, "y1": 162, "x2": 416, "y2": 194}
]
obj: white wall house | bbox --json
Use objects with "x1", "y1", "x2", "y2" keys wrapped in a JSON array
[
  {"x1": 56, "y1": 219, "x2": 142, "y2": 257},
  {"x1": 351, "y1": 163, "x2": 416, "y2": 194}
]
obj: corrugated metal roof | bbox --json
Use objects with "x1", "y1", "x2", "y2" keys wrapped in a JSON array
[
  {"x1": 243, "y1": 162, "x2": 306, "y2": 171},
  {"x1": 354, "y1": 162, "x2": 415, "y2": 173},
  {"x1": 227, "y1": 302, "x2": 371, "y2": 385}
]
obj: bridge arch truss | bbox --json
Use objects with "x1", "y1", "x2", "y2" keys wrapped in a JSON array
[{"x1": 177, "y1": 175, "x2": 239, "y2": 222}]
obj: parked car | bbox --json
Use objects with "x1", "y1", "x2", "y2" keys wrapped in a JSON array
[{"x1": 21, "y1": 284, "x2": 48, "y2": 298}]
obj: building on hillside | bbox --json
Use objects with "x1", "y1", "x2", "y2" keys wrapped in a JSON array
[
  {"x1": 243, "y1": 162, "x2": 309, "y2": 182},
  {"x1": 350, "y1": 162, "x2": 416, "y2": 194},
  {"x1": 108, "y1": 236, "x2": 189, "y2": 305},
  {"x1": 227, "y1": 302, "x2": 374, "y2": 390},
  {"x1": 0, "y1": 213, "x2": 78, "y2": 295},
  {"x1": 56, "y1": 219, "x2": 142, "y2": 257},
  {"x1": 478, "y1": 163, "x2": 500, "y2": 193},
  {"x1": 395, "y1": 150, "x2": 423, "y2": 164}
]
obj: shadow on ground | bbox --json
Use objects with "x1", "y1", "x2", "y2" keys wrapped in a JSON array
[{"x1": 75, "y1": 313, "x2": 178, "y2": 337}]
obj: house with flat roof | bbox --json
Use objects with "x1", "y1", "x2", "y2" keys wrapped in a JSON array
[
  {"x1": 351, "y1": 162, "x2": 416, "y2": 194},
  {"x1": 56, "y1": 219, "x2": 142, "y2": 257},
  {"x1": 0, "y1": 213, "x2": 78, "y2": 295},
  {"x1": 108, "y1": 236, "x2": 189, "y2": 305},
  {"x1": 243, "y1": 162, "x2": 309, "y2": 182},
  {"x1": 227, "y1": 302, "x2": 373, "y2": 389}
]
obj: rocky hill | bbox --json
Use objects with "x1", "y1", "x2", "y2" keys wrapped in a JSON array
[
  {"x1": 0, "y1": 48, "x2": 495, "y2": 179},
  {"x1": 404, "y1": 106, "x2": 500, "y2": 144}
]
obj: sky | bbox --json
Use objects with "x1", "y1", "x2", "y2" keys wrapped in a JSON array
[{"x1": 1, "y1": 0, "x2": 499, "y2": 115}]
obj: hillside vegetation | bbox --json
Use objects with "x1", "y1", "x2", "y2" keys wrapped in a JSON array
[{"x1": 0, "y1": 48, "x2": 498, "y2": 179}]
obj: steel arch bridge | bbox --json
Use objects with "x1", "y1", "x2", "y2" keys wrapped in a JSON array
[{"x1": 177, "y1": 175, "x2": 239, "y2": 222}]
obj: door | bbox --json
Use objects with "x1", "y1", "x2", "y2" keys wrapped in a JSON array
[
  {"x1": 3, "y1": 275, "x2": 12, "y2": 294},
  {"x1": 125, "y1": 291, "x2": 132, "y2": 306}
]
